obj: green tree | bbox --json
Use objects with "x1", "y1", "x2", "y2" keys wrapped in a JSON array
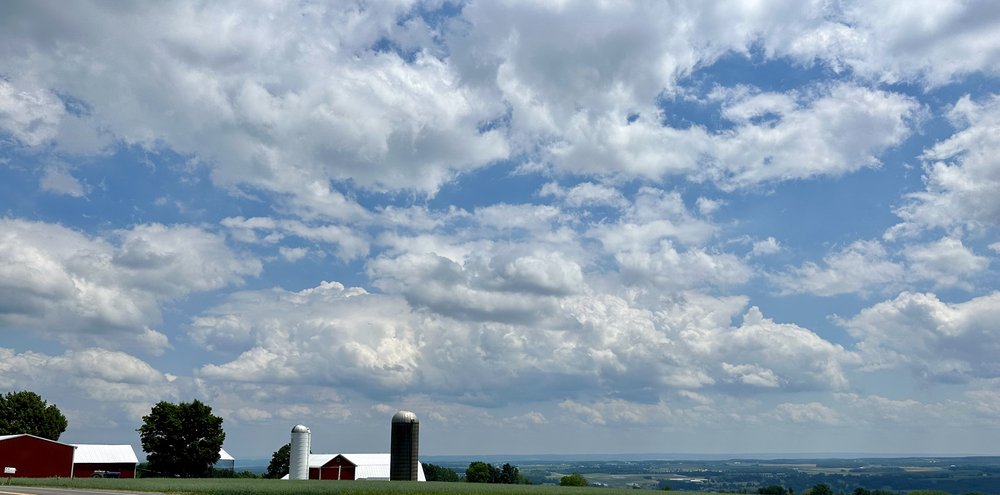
[
  {"x1": 265, "y1": 443, "x2": 290, "y2": 479},
  {"x1": 761, "y1": 486, "x2": 789, "y2": 495},
  {"x1": 465, "y1": 461, "x2": 493, "y2": 483},
  {"x1": 500, "y1": 463, "x2": 526, "y2": 484},
  {"x1": 137, "y1": 400, "x2": 225, "y2": 477},
  {"x1": 423, "y1": 463, "x2": 460, "y2": 482},
  {"x1": 561, "y1": 473, "x2": 588, "y2": 486},
  {"x1": 0, "y1": 390, "x2": 68, "y2": 440},
  {"x1": 808, "y1": 484, "x2": 834, "y2": 495}
]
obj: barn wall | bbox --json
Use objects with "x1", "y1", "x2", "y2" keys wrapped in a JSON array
[
  {"x1": 0, "y1": 436, "x2": 74, "y2": 478},
  {"x1": 312, "y1": 457, "x2": 356, "y2": 480},
  {"x1": 73, "y1": 463, "x2": 137, "y2": 478}
]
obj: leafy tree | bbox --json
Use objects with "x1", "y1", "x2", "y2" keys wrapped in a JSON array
[
  {"x1": 464, "y1": 461, "x2": 526, "y2": 484},
  {"x1": 500, "y1": 463, "x2": 526, "y2": 484},
  {"x1": 761, "y1": 486, "x2": 790, "y2": 495},
  {"x1": 0, "y1": 390, "x2": 68, "y2": 440},
  {"x1": 808, "y1": 484, "x2": 834, "y2": 495},
  {"x1": 423, "y1": 463, "x2": 460, "y2": 482},
  {"x1": 465, "y1": 461, "x2": 493, "y2": 483},
  {"x1": 137, "y1": 400, "x2": 225, "y2": 477},
  {"x1": 265, "y1": 443, "x2": 290, "y2": 479},
  {"x1": 561, "y1": 473, "x2": 588, "y2": 487}
]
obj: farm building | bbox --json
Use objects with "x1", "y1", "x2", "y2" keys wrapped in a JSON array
[
  {"x1": 71, "y1": 444, "x2": 138, "y2": 478},
  {"x1": 284, "y1": 453, "x2": 426, "y2": 481},
  {"x1": 214, "y1": 448, "x2": 235, "y2": 471},
  {"x1": 0, "y1": 434, "x2": 75, "y2": 478}
]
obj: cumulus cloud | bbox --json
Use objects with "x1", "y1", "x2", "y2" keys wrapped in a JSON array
[
  {"x1": 192, "y1": 280, "x2": 851, "y2": 407},
  {"x1": 0, "y1": 219, "x2": 259, "y2": 353},
  {"x1": 0, "y1": 79, "x2": 64, "y2": 147},
  {"x1": 751, "y1": 237, "x2": 782, "y2": 257},
  {"x1": 0, "y1": 1, "x2": 509, "y2": 214},
  {"x1": 773, "y1": 237, "x2": 989, "y2": 296},
  {"x1": 842, "y1": 291, "x2": 1000, "y2": 382},
  {"x1": 0, "y1": 347, "x2": 176, "y2": 428},
  {"x1": 222, "y1": 216, "x2": 369, "y2": 261},
  {"x1": 771, "y1": 240, "x2": 904, "y2": 296},
  {"x1": 616, "y1": 241, "x2": 753, "y2": 291},
  {"x1": 902, "y1": 237, "x2": 990, "y2": 290},
  {"x1": 890, "y1": 95, "x2": 1000, "y2": 237}
]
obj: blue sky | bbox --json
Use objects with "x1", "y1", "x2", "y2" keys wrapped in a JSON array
[{"x1": 2, "y1": 0, "x2": 1000, "y2": 459}]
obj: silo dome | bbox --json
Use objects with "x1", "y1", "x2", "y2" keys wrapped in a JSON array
[
  {"x1": 291, "y1": 424, "x2": 310, "y2": 433},
  {"x1": 392, "y1": 410, "x2": 418, "y2": 423}
]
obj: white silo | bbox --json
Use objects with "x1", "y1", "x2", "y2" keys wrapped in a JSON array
[{"x1": 289, "y1": 424, "x2": 311, "y2": 480}]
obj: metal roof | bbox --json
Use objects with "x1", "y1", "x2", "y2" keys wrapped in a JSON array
[
  {"x1": 219, "y1": 448, "x2": 235, "y2": 461},
  {"x1": 0, "y1": 434, "x2": 75, "y2": 447},
  {"x1": 71, "y1": 444, "x2": 138, "y2": 464}
]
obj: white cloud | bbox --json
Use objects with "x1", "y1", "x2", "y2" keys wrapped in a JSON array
[
  {"x1": 0, "y1": 80, "x2": 64, "y2": 147},
  {"x1": 40, "y1": 166, "x2": 85, "y2": 197},
  {"x1": 590, "y1": 188, "x2": 717, "y2": 252},
  {"x1": 890, "y1": 95, "x2": 1000, "y2": 237},
  {"x1": 772, "y1": 402, "x2": 842, "y2": 425},
  {"x1": 191, "y1": 279, "x2": 851, "y2": 407},
  {"x1": 278, "y1": 246, "x2": 309, "y2": 262},
  {"x1": 751, "y1": 237, "x2": 782, "y2": 257},
  {"x1": 0, "y1": 347, "x2": 176, "y2": 427},
  {"x1": 616, "y1": 241, "x2": 753, "y2": 291},
  {"x1": 539, "y1": 182, "x2": 627, "y2": 209},
  {"x1": 903, "y1": 237, "x2": 989, "y2": 290},
  {"x1": 222, "y1": 216, "x2": 369, "y2": 261},
  {"x1": 842, "y1": 291, "x2": 1000, "y2": 382},
  {"x1": 708, "y1": 84, "x2": 919, "y2": 189},
  {"x1": 0, "y1": 219, "x2": 259, "y2": 353},
  {"x1": 0, "y1": 1, "x2": 509, "y2": 218},
  {"x1": 771, "y1": 240, "x2": 904, "y2": 296},
  {"x1": 773, "y1": 237, "x2": 989, "y2": 296},
  {"x1": 803, "y1": 0, "x2": 1000, "y2": 86}
]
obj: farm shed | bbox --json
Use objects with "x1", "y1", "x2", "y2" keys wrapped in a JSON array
[
  {"x1": 305, "y1": 453, "x2": 426, "y2": 481},
  {"x1": 214, "y1": 448, "x2": 235, "y2": 471},
  {"x1": 71, "y1": 444, "x2": 138, "y2": 478},
  {"x1": 0, "y1": 434, "x2": 75, "y2": 478}
]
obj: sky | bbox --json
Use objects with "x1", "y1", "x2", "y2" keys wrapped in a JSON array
[{"x1": 1, "y1": 0, "x2": 1000, "y2": 460}]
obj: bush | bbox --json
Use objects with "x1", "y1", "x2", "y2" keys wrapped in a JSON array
[{"x1": 560, "y1": 473, "x2": 588, "y2": 487}]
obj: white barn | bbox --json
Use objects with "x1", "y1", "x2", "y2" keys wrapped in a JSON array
[{"x1": 283, "y1": 453, "x2": 426, "y2": 481}]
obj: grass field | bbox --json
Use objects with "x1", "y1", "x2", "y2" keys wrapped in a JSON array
[{"x1": 7, "y1": 478, "x2": 707, "y2": 495}]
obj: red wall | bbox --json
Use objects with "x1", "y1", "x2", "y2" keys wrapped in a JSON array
[
  {"x1": 310, "y1": 456, "x2": 356, "y2": 480},
  {"x1": 73, "y1": 463, "x2": 137, "y2": 479},
  {"x1": 0, "y1": 435, "x2": 74, "y2": 478}
]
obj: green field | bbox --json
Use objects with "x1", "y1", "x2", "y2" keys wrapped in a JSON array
[{"x1": 7, "y1": 478, "x2": 706, "y2": 495}]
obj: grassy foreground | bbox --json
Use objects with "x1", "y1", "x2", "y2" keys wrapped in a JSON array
[{"x1": 7, "y1": 478, "x2": 706, "y2": 495}]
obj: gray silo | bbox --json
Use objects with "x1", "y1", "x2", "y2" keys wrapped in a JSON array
[
  {"x1": 389, "y1": 410, "x2": 419, "y2": 481},
  {"x1": 289, "y1": 424, "x2": 311, "y2": 480}
]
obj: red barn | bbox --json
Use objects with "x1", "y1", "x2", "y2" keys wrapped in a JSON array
[
  {"x1": 71, "y1": 444, "x2": 138, "y2": 478},
  {"x1": 0, "y1": 434, "x2": 75, "y2": 478}
]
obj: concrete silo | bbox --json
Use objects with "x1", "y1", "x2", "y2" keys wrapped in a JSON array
[
  {"x1": 389, "y1": 410, "x2": 419, "y2": 481},
  {"x1": 289, "y1": 424, "x2": 311, "y2": 480}
]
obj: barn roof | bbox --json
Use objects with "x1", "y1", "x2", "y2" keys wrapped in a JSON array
[
  {"x1": 219, "y1": 448, "x2": 235, "y2": 461},
  {"x1": 71, "y1": 444, "x2": 139, "y2": 464},
  {"x1": 0, "y1": 434, "x2": 75, "y2": 447}
]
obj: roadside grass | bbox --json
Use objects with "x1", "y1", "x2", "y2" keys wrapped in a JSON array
[{"x1": 7, "y1": 478, "x2": 704, "y2": 495}]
